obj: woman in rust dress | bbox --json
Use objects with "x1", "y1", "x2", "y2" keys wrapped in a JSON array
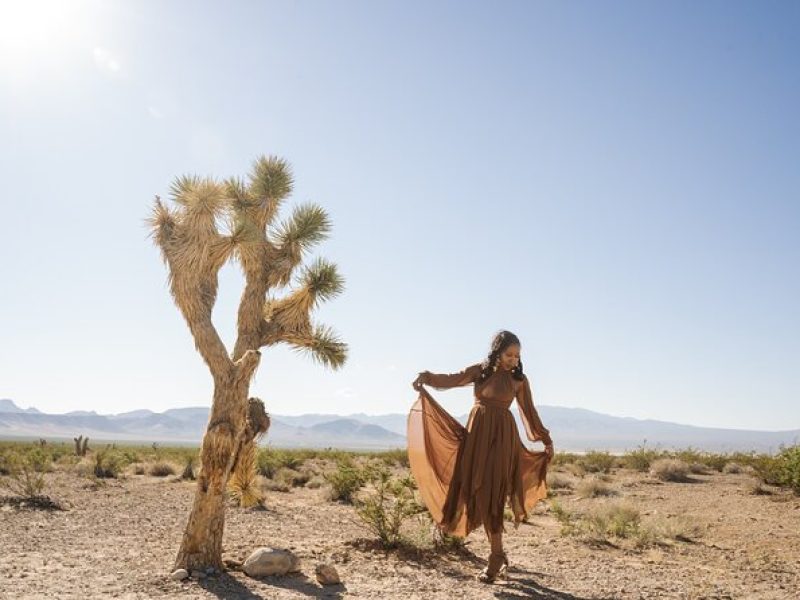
[{"x1": 408, "y1": 330, "x2": 554, "y2": 583}]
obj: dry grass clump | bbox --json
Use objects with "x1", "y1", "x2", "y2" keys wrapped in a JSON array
[
  {"x1": 577, "y1": 451, "x2": 616, "y2": 474},
  {"x1": 148, "y1": 461, "x2": 177, "y2": 477},
  {"x1": 688, "y1": 462, "x2": 709, "y2": 474},
  {"x1": 547, "y1": 472, "x2": 575, "y2": 492},
  {"x1": 722, "y1": 462, "x2": 744, "y2": 474},
  {"x1": 650, "y1": 458, "x2": 691, "y2": 482},
  {"x1": 576, "y1": 477, "x2": 619, "y2": 499},
  {"x1": 550, "y1": 499, "x2": 700, "y2": 548},
  {"x1": 563, "y1": 463, "x2": 587, "y2": 478}
]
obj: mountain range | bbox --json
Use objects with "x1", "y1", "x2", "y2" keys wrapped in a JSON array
[{"x1": 0, "y1": 399, "x2": 797, "y2": 452}]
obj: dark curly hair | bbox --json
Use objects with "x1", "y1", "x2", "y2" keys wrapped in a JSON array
[{"x1": 477, "y1": 330, "x2": 524, "y2": 383}]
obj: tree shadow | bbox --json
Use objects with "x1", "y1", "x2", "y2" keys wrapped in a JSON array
[{"x1": 199, "y1": 571, "x2": 345, "y2": 600}]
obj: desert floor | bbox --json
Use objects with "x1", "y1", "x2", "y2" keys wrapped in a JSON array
[{"x1": 1, "y1": 463, "x2": 799, "y2": 600}]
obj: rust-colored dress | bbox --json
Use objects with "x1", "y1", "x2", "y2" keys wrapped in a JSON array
[{"x1": 407, "y1": 363, "x2": 552, "y2": 536}]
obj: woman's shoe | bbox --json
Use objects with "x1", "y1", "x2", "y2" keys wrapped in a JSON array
[{"x1": 477, "y1": 551, "x2": 509, "y2": 583}]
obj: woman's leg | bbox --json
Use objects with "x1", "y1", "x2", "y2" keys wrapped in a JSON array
[{"x1": 484, "y1": 523, "x2": 503, "y2": 555}]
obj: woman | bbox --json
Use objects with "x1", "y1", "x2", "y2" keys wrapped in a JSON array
[{"x1": 408, "y1": 330, "x2": 554, "y2": 583}]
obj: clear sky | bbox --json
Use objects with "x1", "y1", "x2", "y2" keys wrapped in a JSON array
[{"x1": 1, "y1": 1, "x2": 798, "y2": 430}]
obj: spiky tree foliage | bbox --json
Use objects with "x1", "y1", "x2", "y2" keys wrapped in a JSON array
[{"x1": 148, "y1": 156, "x2": 347, "y2": 572}]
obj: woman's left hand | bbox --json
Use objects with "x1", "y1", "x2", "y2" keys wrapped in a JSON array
[{"x1": 544, "y1": 443, "x2": 554, "y2": 461}]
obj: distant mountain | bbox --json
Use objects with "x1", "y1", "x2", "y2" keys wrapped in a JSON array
[
  {"x1": 0, "y1": 399, "x2": 797, "y2": 452},
  {"x1": 0, "y1": 399, "x2": 40, "y2": 414}
]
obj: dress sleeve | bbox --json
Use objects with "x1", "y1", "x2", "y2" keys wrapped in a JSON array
[
  {"x1": 516, "y1": 375, "x2": 552, "y2": 445},
  {"x1": 422, "y1": 363, "x2": 482, "y2": 390}
]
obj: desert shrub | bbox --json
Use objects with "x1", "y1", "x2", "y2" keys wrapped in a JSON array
[
  {"x1": 93, "y1": 449, "x2": 128, "y2": 479},
  {"x1": 356, "y1": 468, "x2": 421, "y2": 549},
  {"x1": 622, "y1": 443, "x2": 662, "y2": 472},
  {"x1": 551, "y1": 452, "x2": 581, "y2": 467},
  {"x1": 324, "y1": 459, "x2": 365, "y2": 503},
  {"x1": 767, "y1": 445, "x2": 800, "y2": 494},
  {"x1": 257, "y1": 448, "x2": 304, "y2": 478},
  {"x1": 375, "y1": 448, "x2": 409, "y2": 468},
  {"x1": 577, "y1": 451, "x2": 615, "y2": 474},
  {"x1": 306, "y1": 474, "x2": 326, "y2": 489},
  {"x1": 650, "y1": 458, "x2": 690, "y2": 482},
  {"x1": 0, "y1": 449, "x2": 48, "y2": 498},
  {"x1": 228, "y1": 444, "x2": 263, "y2": 507},
  {"x1": 261, "y1": 477, "x2": 290, "y2": 493},
  {"x1": 181, "y1": 456, "x2": 196, "y2": 480},
  {"x1": 722, "y1": 462, "x2": 744, "y2": 474},
  {"x1": 563, "y1": 462, "x2": 586, "y2": 478},
  {"x1": 273, "y1": 467, "x2": 309, "y2": 488},
  {"x1": 576, "y1": 477, "x2": 618, "y2": 499},
  {"x1": 431, "y1": 526, "x2": 466, "y2": 551},
  {"x1": 132, "y1": 463, "x2": 146, "y2": 475},
  {"x1": 547, "y1": 472, "x2": 575, "y2": 491},
  {"x1": 148, "y1": 461, "x2": 176, "y2": 477},
  {"x1": 688, "y1": 462, "x2": 709, "y2": 474}
]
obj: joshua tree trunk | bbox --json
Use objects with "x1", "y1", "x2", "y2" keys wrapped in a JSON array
[
  {"x1": 148, "y1": 156, "x2": 347, "y2": 573},
  {"x1": 174, "y1": 364, "x2": 256, "y2": 571}
]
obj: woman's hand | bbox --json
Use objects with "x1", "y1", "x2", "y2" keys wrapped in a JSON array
[
  {"x1": 412, "y1": 372, "x2": 428, "y2": 391},
  {"x1": 544, "y1": 442, "x2": 554, "y2": 462}
]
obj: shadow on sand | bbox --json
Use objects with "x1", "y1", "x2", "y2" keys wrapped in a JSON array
[{"x1": 198, "y1": 571, "x2": 345, "y2": 600}]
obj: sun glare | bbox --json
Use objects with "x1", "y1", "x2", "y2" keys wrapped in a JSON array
[{"x1": 0, "y1": 0, "x2": 90, "y2": 71}]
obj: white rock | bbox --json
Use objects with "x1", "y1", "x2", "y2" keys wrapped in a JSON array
[
  {"x1": 315, "y1": 563, "x2": 340, "y2": 585},
  {"x1": 243, "y1": 548, "x2": 300, "y2": 577},
  {"x1": 170, "y1": 569, "x2": 189, "y2": 581}
]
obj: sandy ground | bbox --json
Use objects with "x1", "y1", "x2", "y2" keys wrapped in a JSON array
[{"x1": 1, "y1": 465, "x2": 799, "y2": 600}]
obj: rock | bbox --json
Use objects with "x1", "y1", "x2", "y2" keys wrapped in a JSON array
[
  {"x1": 170, "y1": 569, "x2": 189, "y2": 581},
  {"x1": 315, "y1": 563, "x2": 340, "y2": 585},
  {"x1": 243, "y1": 548, "x2": 300, "y2": 577}
]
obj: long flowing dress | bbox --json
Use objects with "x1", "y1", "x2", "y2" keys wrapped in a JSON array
[{"x1": 407, "y1": 363, "x2": 552, "y2": 537}]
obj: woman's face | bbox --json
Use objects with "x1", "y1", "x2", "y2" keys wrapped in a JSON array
[{"x1": 498, "y1": 343, "x2": 521, "y2": 370}]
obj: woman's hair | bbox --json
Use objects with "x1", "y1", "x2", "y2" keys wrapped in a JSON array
[{"x1": 478, "y1": 330, "x2": 524, "y2": 383}]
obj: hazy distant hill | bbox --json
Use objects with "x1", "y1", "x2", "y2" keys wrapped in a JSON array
[{"x1": 0, "y1": 399, "x2": 797, "y2": 452}]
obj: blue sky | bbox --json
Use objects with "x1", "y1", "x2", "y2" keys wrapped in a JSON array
[{"x1": 0, "y1": 1, "x2": 797, "y2": 431}]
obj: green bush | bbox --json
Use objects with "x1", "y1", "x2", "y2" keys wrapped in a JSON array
[
  {"x1": 0, "y1": 449, "x2": 48, "y2": 498},
  {"x1": 356, "y1": 468, "x2": 421, "y2": 549},
  {"x1": 257, "y1": 448, "x2": 305, "y2": 478},
  {"x1": 622, "y1": 443, "x2": 662, "y2": 472},
  {"x1": 93, "y1": 449, "x2": 128, "y2": 479},
  {"x1": 769, "y1": 445, "x2": 800, "y2": 494},
  {"x1": 324, "y1": 459, "x2": 365, "y2": 503}
]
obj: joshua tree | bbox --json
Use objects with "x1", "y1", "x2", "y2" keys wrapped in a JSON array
[
  {"x1": 148, "y1": 155, "x2": 347, "y2": 572},
  {"x1": 73, "y1": 435, "x2": 89, "y2": 457}
]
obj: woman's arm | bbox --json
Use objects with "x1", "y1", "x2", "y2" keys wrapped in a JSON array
[
  {"x1": 515, "y1": 374, "x2": 553, "y2": 447},
  {"x1": 414, "y1": 363, "x2": 482, "y2": 390}
]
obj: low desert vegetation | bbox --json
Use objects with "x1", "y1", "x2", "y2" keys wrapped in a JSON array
[
  {"x1": 575, "y1": 476, "x2": 618, "y2": 498},
  {"x1": 550, "y1": 499, "x2": 701, "y2": 549},
  {"x1": 650, "y1": 458, "x2": 691, "y2": 482}
]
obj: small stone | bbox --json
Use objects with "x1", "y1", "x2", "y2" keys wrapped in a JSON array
[
  {"x1": 170, "y1": 569, "x2": 189, "y2": 581},
  {"x1": 190, "y1": 570, "x2": 206, "y2": 579},
  {"x1": 315, "y1": 563, "x2": 340, "y2": 585},
  {"x1": 243, "y1": 548, "x2": 300, "y2": 578}
]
